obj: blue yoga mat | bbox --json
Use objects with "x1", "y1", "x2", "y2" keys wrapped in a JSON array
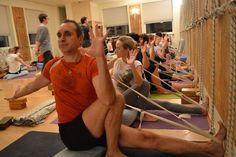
[{"x1": 131, "y1": 110, "x2": 209, "y2": 130}]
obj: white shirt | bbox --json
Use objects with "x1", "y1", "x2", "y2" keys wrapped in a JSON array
[
  {"x1": 113, "y1": 58, "x2": 142, "y2": 92},
  {"x1": 6, "y1": 54, "x2": 21, "y2": 73}
]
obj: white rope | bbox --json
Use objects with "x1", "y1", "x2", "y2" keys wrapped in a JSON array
[
  {"x1": 147, "y1": 79, "x2": 197, "y2": 104},
  {"x1": 226, "y1": 15, "x2": 236, "y2": 157},
  {"x1": 114, "y1": 77, "x2": 207, "y2": 132},
  {"x1": 113, "y1": 77, "x2": 221, "y2": 141},
  {"x1": 143, "y1": 69, "x2": 200, "y2": 106},
  {"x1": 209, "y1": 0, "x2": 216, "y2": 134},
  {"x1": 204, "y1": 0, "x2": 209, "y2": 15},
  {"x1": 199, "y1": 21, "x2": 204, "y2": 101},
  {"x1": 181, "y1": 0, "x2": 236, "y2": 33},
  {"x1": 124, "y1": 104, "x2": 220, "y2": 143},
  {"x1": 149, "y1": 58, "x2": 193, "y2": 83},
  {"x1": 191, "y1": 0, "x2": 195, "y2": 21}
]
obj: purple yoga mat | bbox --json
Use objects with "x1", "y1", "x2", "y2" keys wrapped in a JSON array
[
  {"x1": 131, "y1": 110, "x2": 209, "y2": 130},
  {"x1": 51, "y1": 119, "x2": 58, "y2": 124},
  {"x1": 17, "y1": 73, "x2": 35, "y2": 79}
]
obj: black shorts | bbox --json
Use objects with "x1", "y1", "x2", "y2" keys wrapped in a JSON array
[
  {"x1": 7, "y1": 67, "x2": 22, "y2": 74},
  {"x1": 158, "y1": 71, "x2": 173, "y2": 80},
  {"x1": 144, "y1": 63, "x2": 172, "y2": 91},
  {"x1": 58, "y1": 113, "x2": 107, "y2": 151}
]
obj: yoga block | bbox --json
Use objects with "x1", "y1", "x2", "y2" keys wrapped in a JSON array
[
  {"x1": 28, "y1": 66, "x2": 37, "y2": 72},
  {"x1": 181, "y1": 88, "x2": 199, "y2": 97},
  {"x1": 9, "y1": 98, "x2": 27, "y2": 110},
  {"x1": 52, "y1": 90, "x2": 55, "y2": 95},
  {"x1": 0, "y1": 116, "x2": 13, "y2": 130},
  {"x1": 37, "y1": 63, "x2": 44, "y2": 70},
  {"x1": 48, "y1": 84, "x2": 53, "y2": 91},
  {"x1": 181, "y1": 96, "x2": 199, "y2": 104},
  {"x1": 54, "y1": 146, "x2": 106, "y2": 157},
  {"x1": 122, "y1": 108, "x2": 138, "y2": 126}
]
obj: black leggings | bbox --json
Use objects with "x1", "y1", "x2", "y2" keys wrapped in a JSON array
[
  {"x1": 42, "y1": 50, "x2": 53, "y2": 70},
  {"x1": 123, "y1": 80, "x2": 202, "y2": 114}
]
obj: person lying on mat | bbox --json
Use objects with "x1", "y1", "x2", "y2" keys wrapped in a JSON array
[
  {"x1": 3, "y1": 47, "x2": 32, "y2": 80},
  {"x1": 5, "y1": 19, "x2": 226, "y2": 157},
  {"x1": 111, "y1": 36, "x2": 208, "y2": 116}
]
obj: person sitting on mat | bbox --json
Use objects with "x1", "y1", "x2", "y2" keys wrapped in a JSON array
[
  {"x1": 111, "y1": 36, "x2": 208, "y2": 116},
  {"x1": 5, "y1": 19, "x2": 226, "y2": 157},
  {"x1": 126, "y1": 32, "x2": 195, "y2": 93},
  {"x1": 3, "y1": 47, "x2": 32, "y2": 80},
  {"x1": 142, "y1": 37, "x2": 196, "y2": 93}
]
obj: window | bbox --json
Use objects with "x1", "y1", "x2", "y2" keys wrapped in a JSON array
[
  {"x1": 0, "y1": 5, "x2": 10, "y2": 47},
  {"x1": 25, "y1": 9, "x2": 42, "y2": 45},
  {"x1": 28, "y1": 33, "x2": 37, "y2": 45},
  {"x1": 106, "y1": 25, "x2": 129, "y2": 37},
  {"x1": 0, "y1": 36, "x2": 9, "y2": 48},
  {"x1": 146, "y1": 21, "x2": 172, "y2": 33},
  {"x1": 143, "y1": 0, "x2": 173, "y2": 23}
]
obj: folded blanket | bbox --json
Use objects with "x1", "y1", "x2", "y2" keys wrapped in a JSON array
[{"x1": 13, "y1": 99, "x2": 55, "y2": 126}]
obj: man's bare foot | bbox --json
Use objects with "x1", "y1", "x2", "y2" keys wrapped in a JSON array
[
  {"x1": 206, "y1": 121, "x2": 226, "y2": 157},
  {"x1": 106, "y1": 148, "x2": 127, "y2": 157},
  {"x1": 201, "y1": 96, "x2": 209, "y2": 115}
]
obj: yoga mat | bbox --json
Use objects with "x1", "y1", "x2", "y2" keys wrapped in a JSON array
[
  {"x1": 51, "y1": 118, "x2": 58, "y2": 124},
  {"x1": 0, "y1": 131, "x2": 208, "y2": 157},
  {"x1": 17, "y1": 73, "x2": 35, "y2": 79},
  {"x1": 150, "y1": 92, "x2": 179, "y2": 99},
  {"x1": 0, "y1": 131, "x2": 65, "y2": 157},
  {"x1": 132, "y1": 110, "x2": 209, "y2": 130}
]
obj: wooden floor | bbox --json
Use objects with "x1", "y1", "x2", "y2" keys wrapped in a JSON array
[{"x1": 0, "y1": 73, "x2": 208, "y2": 151}]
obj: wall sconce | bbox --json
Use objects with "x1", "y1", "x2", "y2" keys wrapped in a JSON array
[{"x1": 130, "y1": 7, "x2": 140, "y2": 15}]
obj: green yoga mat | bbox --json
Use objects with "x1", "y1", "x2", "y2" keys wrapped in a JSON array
[{"x1": 150, "y1": 92, "x2": 180, "y2": 99}]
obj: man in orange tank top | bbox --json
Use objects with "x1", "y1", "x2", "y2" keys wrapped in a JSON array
[{"x1": 5, "y1": 20, "x2": 226, "y2": 157}]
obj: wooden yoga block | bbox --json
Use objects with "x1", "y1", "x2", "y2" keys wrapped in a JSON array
[
  {"x1": 9, "y1": 98, "x2": 27, "y2": 110},
  {"x1": 181, "y1": 88, "x2": 199, "y2": 97},
  {"x1": 0, "y1": 116, "x2": 13, "y2": 130},
  {"x1": 181, "y1": 88, "x2": 200, "y2": 104},
  {"x1": 48, "y1": 84, "x2": 54, "y2": 91},
  {"x1": 181, "y1": 96, "x2": 200, "y2": 104}
]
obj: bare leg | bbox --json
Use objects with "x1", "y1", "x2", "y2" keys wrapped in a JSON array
[
  {"x1": 171, "y1": 81, "x2": 195, "y2": 91},
  {"x1": 119, "y1": 122, "x2": 226, "y2": 157},
  {"x1": 83, "y1": 93, "x2": 127, "y2": 157},
  {"x1": 201, "y1": 96, "x2": 209, "y2": 115},
  {"x1": 172, "y1": 73, "x2": 194, "y2": 81},
  {"x1": 104, "y1": 93, "x2": 127, "y2": 157}
]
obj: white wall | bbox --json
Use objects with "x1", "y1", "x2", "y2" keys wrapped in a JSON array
[
  {"x1": 0, "y1": 0, "x2": 61, "y2": 59},
  {"x1": 172, "y1": 0, "x2": 182, "y2": 48}
]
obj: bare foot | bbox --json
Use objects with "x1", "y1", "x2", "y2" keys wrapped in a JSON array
[
  {"x1": 206, "y1": 121, "x2": 226, "y2": 157},
  {"x1": 201, "y1": 96, "x2": 209, "y2": 115},
  {"x1": 106, "y1": 148, "x2": 127, "y2": 157},
  {"x1": 157, "y1": 87, "x2": 171, "y2": 94},
  {"x1": 142, "y1": 114, "x2": 158, "y2": 122}
]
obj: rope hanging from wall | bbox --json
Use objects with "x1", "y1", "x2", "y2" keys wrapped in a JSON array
[
  {"x1": 181, "y1": 0, "x2": 236, "y2": 33},
  {"x1": 225, "y1": 15, "x2": 236, "y2": 157},
  {"x1": 199, "y1": 21, "x2": 204, "y2": 101},
  {"x1": 180, "y1": 0, "x2": 236, "y2": 156},
  {"x1": 209, "y1": 0, "x2": 217, "y2": 135}
]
